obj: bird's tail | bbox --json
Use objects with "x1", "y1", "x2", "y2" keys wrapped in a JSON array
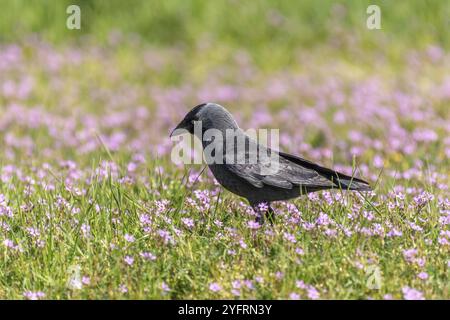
[
  {"x1": 279, "y1": 152, "x2": 372, "y2": 191},
  {"x1": 329, "y1": 172, "x2": 372, "y2": 191}
]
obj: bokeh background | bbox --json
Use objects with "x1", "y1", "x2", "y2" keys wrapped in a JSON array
[
  {"x1": 2, "y1": 0, "x2": 449, "y2": 51},
  {"x1": 0, "y1": 0, "x2": 448, "y2": 299}
]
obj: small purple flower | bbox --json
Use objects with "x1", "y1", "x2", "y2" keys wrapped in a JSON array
[
  {"x1": 119, "y1": 284, "x2": 128, "y2": 293},
  {"x1": 161, "y1": 282, "x2": 171, "y2": 292},
  {"x1": 307, "y1": 286, "x2": 320, "y2": 300},
  {"x1": 316, "y1": 212, "x2": 331, "y2": 226},
  {"x1": 209, "y1": 282, "x2": 222, "y2": 292},
  {"x1": 283, "y1": 232, "x2": 297, "y2": 243},
  {"x1": 243, "y1": 280, "x2": 254, "y2": 290},
  {"x1": 232, "y1": 280, "x2": 241, "y2": 289},
  {"x1": 23, "y1": 291, "x2": 45, "y2": 300},
  {"x1": 403, "y1": 248, "x2": 418, "y2": 263},
  {"x1": 181, "y1": 217, "x2": 195, "y2": 229},
  {"x1": 124, "y1": 255, "x2": 134, "y2": 266},
  {"x1": 4, "y1": 238, "x2": 22, "y2": 252},
  {"x1": 296, "y1": 280, "x2": 307, "y2": 289},
  {"x1": 289, "y1": 292, "x2": 301, "y2": 300},
  {"x1": 127, "y1": 162, "x2": 137, "y2": 172},
  {"x1": 3, "y1": 239, "x2": 14, "y2": 248},
  {"x1": 140, "y1": 252, "x2": 157, "y2": 261},
  {"x1": 409, "y1": 222, "x2": 423, "y2": 232},
  {"x1": 157, "y1": 229, "x2": 175, "y2": 245},
  {"x1": 26, "y1": 227, "x2": 40, "y2": 237},
  {"x1": 402, "y1": 287, "x2": 425, "y2": 300},
  {"x1": 239, "y1": 240, "x2": 247, "y2": 249},
  {"x1": 417, "y1": 272, "x2": 428, "y2": 280},
  {"x1": 81, "y1": 223, "x2": 91, "y2": 238},
  {"x1": 231, "y1": 289, "x2": 241, "y2": 296},
  {"x1": 257, "y1": 202, "x2": 269, "y2": 212},
  {"x1": 416, "y1": 257, "x2": 426, "y2": 267},
  {"x1": 387, "y1": 228, "x2": 402, "y2": 237},
  {"x1": 124, "y1": 234, "x2": 135, "y2": 243},
  {"x1": 247, "y1": 220, "x2": 260, "y2": 229},
  {"x1": 275, "y1": 271, "x2": 284, "y2": 280},
  {"x1": 82, "y1": 276, "x2": 91, "y2": 285},
  {"x1": 413, "y1": 191, "x2": 435, "y2": 207}
]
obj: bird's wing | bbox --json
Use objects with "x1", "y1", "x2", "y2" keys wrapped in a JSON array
[
  {"x1": 224, "y1": 137, "x2": 335, "y2": 189},
  {"x1": 224, "y1": 163, "x2": 265, "y2": 188}
]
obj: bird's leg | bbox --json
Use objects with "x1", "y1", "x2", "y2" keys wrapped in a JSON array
[{"x1": 252, "y1": 204, "x2": 265, "y2": 225}]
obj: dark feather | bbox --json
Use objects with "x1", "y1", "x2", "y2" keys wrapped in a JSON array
[{"x1": 279, "y1": 152, "x2": 372, "y2": 191}]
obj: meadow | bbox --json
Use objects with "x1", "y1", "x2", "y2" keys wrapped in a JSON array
[{"x1": 0, "y1": 1, "x2": 449, "y2": 299}]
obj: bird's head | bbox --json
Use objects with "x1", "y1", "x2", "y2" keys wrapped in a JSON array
[{"x1": 170, "y1": 103, "x2": 238, "y2": 138}]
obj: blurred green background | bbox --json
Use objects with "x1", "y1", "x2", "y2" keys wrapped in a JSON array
[{"x1": 0, "y1": 0, "x2": 448, "y2": 58}]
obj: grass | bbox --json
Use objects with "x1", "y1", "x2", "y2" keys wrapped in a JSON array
[
  {"x1": 1, "y1": 159, "x2": 448, "y2": 299},
  {"x1": 1, "y1": 1, "x2": 450, "y2": 56}
]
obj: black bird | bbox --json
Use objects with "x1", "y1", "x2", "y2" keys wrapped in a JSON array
[{"x1": 170, "y1": 103, "x2": 371, "y2": 223}]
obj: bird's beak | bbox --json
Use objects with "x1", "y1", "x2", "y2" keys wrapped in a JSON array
[{"x1": 169, "y1": 122, "x2": 184, "y2": 138}]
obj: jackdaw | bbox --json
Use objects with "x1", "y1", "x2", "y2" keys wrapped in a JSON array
[{"x1": 170, "y1": 103, "x2": 371, "y2": 223}]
